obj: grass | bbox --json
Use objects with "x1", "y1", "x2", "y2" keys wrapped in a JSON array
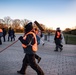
[{"x1": 63, "y1": 34, "x2": 76, "y2": 45}]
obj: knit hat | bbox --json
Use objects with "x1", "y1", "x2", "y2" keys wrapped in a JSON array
[
  {"x1": 56, "y1": 27, "x2": 60, "y2": 30},
  {"x1": 24, "y1": 22, "x2": 33, "y2": 32}
]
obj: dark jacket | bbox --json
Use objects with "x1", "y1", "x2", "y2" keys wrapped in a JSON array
[
  {"x1": 0, "y1": 28, "x2": 3, "y2": 37},
  {"x1": 2, "y1": 28, "x2": 7, "y2": 36},
  {"x1": 8, "y1": 28, "x2": 12, "y2": 36},
  {"x1": 19, "y1": 31, "x2": 36, "y2": 54},
  {"x1": 54, "y1": 30, "x2": 62, "y2": 40}
]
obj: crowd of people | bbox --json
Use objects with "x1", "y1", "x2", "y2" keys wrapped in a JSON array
[
  {"x1": 0, "y1": 27, "x2": 15, "y2": 45},
  {"x1": 17, "y1": 22, "x2": 63, "y2": 75},
  {"x1": 0, "y1": 22, "x2": 63, "y2": 75}
]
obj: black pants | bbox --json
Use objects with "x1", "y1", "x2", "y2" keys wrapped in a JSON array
[
  {"x1": 55, "y1": 39, "x2": 63, "y2": 51},
  {"x1": 0, "y1": 37, "x2": 2, "y2": 45},
  {"x1": 3, "y1": 36, "x2": 6, "y2": 42},
  {"x1": 35, "y1": 54, "x2": 40, "y2": 60},
  {"x1": 8, "y1": 36, "x2": 12, "y2": 41},
  {"x1": 11, "y1": 37, "x2": 15, "y2": 41},
  {"x1": 20, "y1": 54, "x2": 44, "y2": 75}
]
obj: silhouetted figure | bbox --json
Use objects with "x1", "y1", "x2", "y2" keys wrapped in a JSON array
[
  {"x1": 47, "y1": 31, "x2": 51, "y2": 42},
  {"x1": 8, "y1": 27, "x2": 15, "y2": 41},
  {"x1": 2, "y1": 28, "x2": 7, "y2": 42},
  {"x1": 0, "y1": 28, "x2": 3, "y2": 45},
  {"x1": 54, "y1": 27, "x2": 63, "y2": 52},
  {"x1": 11, "y1": 29, "x2": 15, "y2": 41},
  {"x1": 40, "y1": 31, "x2": 45, "y2": 46}
]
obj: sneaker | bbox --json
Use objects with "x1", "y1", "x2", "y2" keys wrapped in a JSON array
[
  {"x1": 0, "y1": 43, "x2": 2, "y2": 45},
  {"x1": 60, "y1": 47, "x2": 63, "y2": 52},
  {"x1": 38, "y1": 57, "x2": 41, "y2": 63},
  {"x1": 17, "y1": 71, "x2": 25, "y2": 74},
  {"x1": 42, "y1": 43, "x2": 45, "y2": 46},
  {"x1": 54, "y1": 50, "x2": 58, "y2": 52}
]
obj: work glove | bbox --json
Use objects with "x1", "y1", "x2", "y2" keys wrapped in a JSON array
[{"x1": 18, "y1": 36, "x2": 23, "y2": 40}]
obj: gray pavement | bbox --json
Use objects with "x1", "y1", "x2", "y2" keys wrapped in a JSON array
[{"x1": 0, "y1": 34, "x2": 76, "y2": 75}]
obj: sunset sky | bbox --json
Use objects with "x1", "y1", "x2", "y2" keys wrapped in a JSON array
[{"x1": 0, "y1": 0, "x2": 76, "y2": 30}]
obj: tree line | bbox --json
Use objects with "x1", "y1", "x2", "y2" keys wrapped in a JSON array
[
  {"x1": 0, "y1": 16, "x2": 53, "y2": 33},
  {"x1": 63, "y1": 28, "x2": 76, "y2": 35},
  {"x1": 0, "y1": 16, "x2": 76, "y2": 34}
]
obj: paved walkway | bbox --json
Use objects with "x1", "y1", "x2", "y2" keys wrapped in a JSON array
[{"x1": 0, "y1": 34, "x2": 76, "y2": 75}]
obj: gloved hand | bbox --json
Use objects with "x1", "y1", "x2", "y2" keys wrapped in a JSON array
[{"x1": 18, "y1": 36, "x2": 23, "y2": 40}]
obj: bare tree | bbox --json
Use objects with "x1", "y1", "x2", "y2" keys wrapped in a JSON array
[
  {"x1": 12, "y1": 19, "x2": 21, "y2": 29},
  {"x1": 20, "y1": 19, "x2": 31, "y2": 27},
  {"x1": 4, "y1": 16, "x2": 12, "y2": 27}
]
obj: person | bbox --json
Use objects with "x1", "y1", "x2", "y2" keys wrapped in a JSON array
[
  {"x1": 34, "y1": 28, "x2": 40, "y2": 45},
  {"x1": 35, "y1": 28, "x2": 45, "y2": 46},
  {"x1": 8, "y1": 27, "x2": 15, "y2": 41},
  {"x1": 17, "y1": 22, "x2": 44, "y2": 75},
  {"x1": 7, "y1": 27, "x2": 12, "y2": 41},
  {"x1": 23, "y1": 27, "x2": 41, "y2": 63},
  {"x1": 0, "y1": 28, "x2": 3, "y2": 45},
  {"x1": 33, "y1": 28, "x2": 41, "y2": 63},
  {"x1": 40, "y1": 31, "x2": 45, "y2": 46},
  {"x1": 47, "y1": 31, "x2": 51, "y2": 42},
  {"x1": 2, "y1": 28, "x2": 7, "y2": 42},
  {"x1": 11, "y1": 28, "x2": 15, "y2": 41},
  {"x1": 54, "y1": 27, "x2": 63, "y2": 52}
]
